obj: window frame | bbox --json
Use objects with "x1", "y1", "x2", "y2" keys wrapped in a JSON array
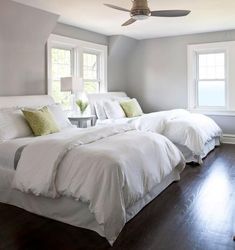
[
  {"x1": 187, "y1": 41, "x2": 232, "y2": 115},
  {"x1": 47, "y1": 34, "x2": 108, "y2": 98}
]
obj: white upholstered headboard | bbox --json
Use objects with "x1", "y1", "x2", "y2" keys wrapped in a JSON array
[
  {"x1": 87, "y1": 92, "x2": 128, "y2": 116},
  {"x1": 0, "y1": 95, "x2": 55, "y2": 108}
]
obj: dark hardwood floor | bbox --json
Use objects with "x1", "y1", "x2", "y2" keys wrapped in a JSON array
[{"x1": 0, "y1": 144, "x2": 235, "y2": 250}]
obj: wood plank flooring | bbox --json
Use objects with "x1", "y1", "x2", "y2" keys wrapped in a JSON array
[{"x1": 0, "y1": 144, "x2": 234, "y2": 250}]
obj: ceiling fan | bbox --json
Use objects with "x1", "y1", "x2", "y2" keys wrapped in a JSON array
[{"x1": 104, "y1": 0, "x2": 191, "y2": 26}]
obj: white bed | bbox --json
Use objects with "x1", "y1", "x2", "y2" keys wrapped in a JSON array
[
  {"x1": 0, "y1": 95, "x2": 185, "y2": 245},
  {"x1": 89, "y1": 92, "x2": 222, "y2": 164}
]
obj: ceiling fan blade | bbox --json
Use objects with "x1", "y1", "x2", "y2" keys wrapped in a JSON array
[
  {"x1": 122, "y1": 18, "x2": 137, "y2": 26},
  {"x1": 104, "y1": 4, "x2": 130, "y2": 12},
  {"x1": 151, "y1": 10, "x2": 191, "y2": 17}
]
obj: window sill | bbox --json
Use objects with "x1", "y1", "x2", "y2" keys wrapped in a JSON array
[{"x1": 188, "y1": 109, "x2": 235, "y2": 117}]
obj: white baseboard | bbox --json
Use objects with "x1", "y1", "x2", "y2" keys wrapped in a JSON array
[{"x1": 221, "y1": 134, "x2": 235, "y2": 144}]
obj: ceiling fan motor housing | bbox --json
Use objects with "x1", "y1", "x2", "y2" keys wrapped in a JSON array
[{"x1": 131, "y1": 0, "x2": 151, "y2": 19}]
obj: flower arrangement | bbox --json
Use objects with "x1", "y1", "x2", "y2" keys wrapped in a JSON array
[{"x1": 76, "y1": 99, "x2": 88, "y2": 114}]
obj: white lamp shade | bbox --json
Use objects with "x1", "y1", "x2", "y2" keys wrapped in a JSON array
[{"x1": 60, "y1": 77, "x2": 84, "y2": 93}]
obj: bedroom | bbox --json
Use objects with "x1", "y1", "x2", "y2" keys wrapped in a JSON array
[{"x1": 0, "y1": 0, "x2": 234, "y2": 249}]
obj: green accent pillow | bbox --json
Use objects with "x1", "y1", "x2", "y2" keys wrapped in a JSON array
[
  {"x1": 22, "y1": 106, "x2": 60, "y2": 136},
  {"x1": 120, "y1": 98, "x2": 143, "y2": 117}
]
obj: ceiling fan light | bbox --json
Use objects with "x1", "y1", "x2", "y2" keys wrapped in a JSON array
[{"x1": 133, "y1": 15, "x2": 149, "y2": 20}]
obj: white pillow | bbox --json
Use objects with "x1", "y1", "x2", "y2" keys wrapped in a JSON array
[
  {"x1": 48, "y1": 104, "x2": 73, "y2": 130},
  {"x1": 0, "y1": 108, "x2": 32, "y2": 141},
  {"x1": 94, "y1": 101, "x2": 107, "y2": 120},
  {"x1": 103, "y1": 100, "x2": 126, "y2": 119}
]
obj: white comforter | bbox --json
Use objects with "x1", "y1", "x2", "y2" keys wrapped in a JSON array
[
  {"x1": 135, "y1": 110, "x2": 222, "y2": 155},
  {"x1": 12, "y1": 125, "x2": 185, "y2": 244},
  {"x1": 97, "y1": 110, "x2": 222, "y2": 157}
]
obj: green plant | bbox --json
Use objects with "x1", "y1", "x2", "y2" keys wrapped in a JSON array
[{"x1": 76, "y1": 99, "x2": 88, "y2": 114}]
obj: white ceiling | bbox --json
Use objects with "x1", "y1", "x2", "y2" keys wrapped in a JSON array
[{"x1": 13, "y1": 0, "x2": 235, "y2": 40}]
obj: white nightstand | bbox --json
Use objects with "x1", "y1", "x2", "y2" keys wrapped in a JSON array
[{"x1": 68, "y1": 114, "x2": 96, "y2": 128}]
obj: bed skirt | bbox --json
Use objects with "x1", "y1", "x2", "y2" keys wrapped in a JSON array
[
  {"x1": 175, "y1": 136, "x2": 220, "y2": 164},
  {"x1": 0, "y1": 166, "x2": 181, "y2": 242}
]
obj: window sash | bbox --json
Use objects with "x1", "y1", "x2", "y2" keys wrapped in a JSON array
[
  {"x1": 51, "y1": 47, "x2": 74, "y2": 111},
  {"x1": 195, "y1": 50, "x2": 227, "y2": 109},
  {"x1": 51, "y1": 47, "x2": 74, "y2": 81},
  {"x1": 82, "y1": 52, "x2": 101, "y2": 83},
  {"x1": 196, "y1": 80, "x2": 226, "y2": 108}
]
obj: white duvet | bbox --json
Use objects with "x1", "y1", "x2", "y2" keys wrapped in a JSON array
[
  {"x1": 135, "y1": 110, "x2": 222, "y2": 156},
  {"x1": 12, "y1": 125, "x2": 185, "y2": 244},
  {"x1": 97, "y1": 109, "x2": 222, "y2": 158}
]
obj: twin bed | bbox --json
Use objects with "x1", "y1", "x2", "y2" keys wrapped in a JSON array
[
  {"x1": 0, "y1": 95, "x2": 185, "y2": 245},
  {"x1": 89, "y1": 92, "x2": 222, "y2": 164},
  {"x1": 0, "y1": 94, "x2": 222, "y2": 245}
]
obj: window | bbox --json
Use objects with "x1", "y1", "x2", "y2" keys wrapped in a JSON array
[
  {"x1": 51, "y1": 48, "x2": 73, "y2": 110},
  {"x1": 197, "y1": 52, "x2": 226, "y2": 107},
  {"x1": 83, "y1": 52, "x2": 100, "y2": 93},
  {"x1": 188, "y1": 41, "x2": 235, "y2": 114},
  {"x1": 47, "y1": 35, "x2": 107, "y2": 111}
]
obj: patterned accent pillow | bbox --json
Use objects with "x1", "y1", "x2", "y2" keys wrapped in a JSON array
[{"x1": 22, "y1": 106, "x2": 60, "y2": 136}]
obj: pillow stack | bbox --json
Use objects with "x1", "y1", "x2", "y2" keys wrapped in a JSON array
[
  {"x1": 94, "y1": 98, "x2": 143, "y2": 120},
  {"x1": 22, "y1": 104, "x2": 73, "y2": 136},
  {"x1": 0, "y1": 103, "x2": 73, "y2": 141}
]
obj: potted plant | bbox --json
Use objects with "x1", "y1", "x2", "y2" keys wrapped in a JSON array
[{"x1": 76, "y1": 99, "x2": 88, "y2": 115}]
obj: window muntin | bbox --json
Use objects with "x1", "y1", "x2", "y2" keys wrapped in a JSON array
[
  {"x1": 196, "y1": 52, "x2": 226, "y2": 108},
  {"x1": 51, "y1": 48, "x2": 73, "y2": 110}
]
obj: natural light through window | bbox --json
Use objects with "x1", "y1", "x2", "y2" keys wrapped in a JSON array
[
  {"x1": 51, "y1": 48, "x2": 73, "y2": 110},
  {"x1": 83, "y1": 53, "x2": 100, "y2": 93},
  {"x1": 197, "y1": 52, "x2": 226, "y2": 107},
  {"x1": 48, "y1": 35, "x2": 107, "y2": 112}
]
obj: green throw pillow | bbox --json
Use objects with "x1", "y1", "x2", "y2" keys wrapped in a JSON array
[
  {"x1": 22, "y1": 106, "x2": 60, "y2": 136},
  {"x1": 120, "y1": 98, "x2": 143, "y2": 117}
]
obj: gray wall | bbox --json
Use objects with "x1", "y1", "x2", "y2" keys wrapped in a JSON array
[
  {"x1": 209, "y1": 115, "x2": 235, "y2": 135},
  {"x1": 108, "y1": 35, "x2": 138, "y2": 92},
  {"x1": 0, "y1": 0, "x2": 58, "y2": 96},
  {"x1": 53, "y1": 23, "x2": 108, "y2": 46},
  {"x1": 53, "y1": 26, "x2": 138, "y2": 93},
  {"x1": 127, "y1": 30, "x2": 235, "y2": 134}
]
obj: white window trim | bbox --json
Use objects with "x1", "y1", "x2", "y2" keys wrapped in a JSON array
[
  {"x1": 187, "y1": 41, "x2": 235, "y2": 116},
  {"x1": 47, "y1": 34, "x2": 108, "y2": 95}
]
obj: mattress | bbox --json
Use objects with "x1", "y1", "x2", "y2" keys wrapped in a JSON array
[{"x1": 0, "y1": 165, "x2": 181, "y2": 241}]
